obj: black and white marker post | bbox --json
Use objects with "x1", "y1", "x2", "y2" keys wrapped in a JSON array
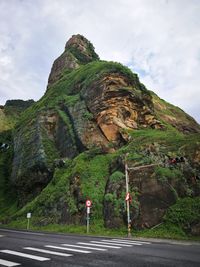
[
  {"x1": 26, "y1": 212, "x2": 31, "y2": 230},
  {"x1": 86, "y1": 199, "x2": 92, "y2": 234}
]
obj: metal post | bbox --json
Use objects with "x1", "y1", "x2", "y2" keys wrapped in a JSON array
[
  {"x1": 27, "y1": 218, "x2": 30, "y2": 230},
  {"x1": 125, "y1": 160, "x2": 131, "y2": 238},
  {"x1": 86, "y1": 207, "x2": 90, "y2": 234}
]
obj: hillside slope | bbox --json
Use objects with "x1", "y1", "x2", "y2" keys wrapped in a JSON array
[
  {"x1": 0, "y1": 100, "x2": 34, "y2": 219},
  {"x1": 1, "y1": 35, "x2": 200, "y2": 237}
]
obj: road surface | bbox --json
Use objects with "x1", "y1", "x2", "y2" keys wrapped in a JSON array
[{"x1": 0, "y1": 228, "x2": 199, "y2": 266}]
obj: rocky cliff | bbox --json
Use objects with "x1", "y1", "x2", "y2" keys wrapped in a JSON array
[
  {"x1": 1, "y1": 35, "x2": 200, "y2": 236},
  {"x1": 0, "y1": 99, "x2": 35, "y2": 218},
  {"x1": 47, "y1": 34, "x2": 99, "y2": 87}
]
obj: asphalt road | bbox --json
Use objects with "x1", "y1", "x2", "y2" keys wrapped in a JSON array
[{"x1": 0, "y1": 228, "x2": 199, "y2": 267}]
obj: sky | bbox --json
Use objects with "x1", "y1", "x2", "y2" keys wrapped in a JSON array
[{"x1": 0, "y1": 0, "x2": 200, "y2": 123}]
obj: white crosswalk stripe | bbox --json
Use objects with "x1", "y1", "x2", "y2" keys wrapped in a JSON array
[
  {"x1": 0, "y1": 259, "x2": 20, "y2": 267},
  {"x1": 0, "y1": 250, "x2": 50, "y2": 261},
  {"x1": 111, "y1": 239, "x2": 151, "y2": 245},
  {"x1": 24, "y1": 247, "x2": 72, "y2": 257},
  {"x1": 101, "y1": 239, "x2": 142, "y2": 246},
  {"x1": 45, "y1": 245, "x2": 91, "y2": 254},
  {"x1": 62, "y1": 244, "x2": 107, "y2": 251},
  {"x1": 92, "y1": 241, "x2": 132, "y2": 247},
  {"x1": 0, "y1": 238, "x2": 152, "y2": 265},
  {"x1": 78, "y1": 242, "x2": 121, "y2": 249}
]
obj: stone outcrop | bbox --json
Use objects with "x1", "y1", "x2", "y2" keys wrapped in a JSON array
[
  {"x1": 47, "y1": 34, "x2": 99, "y2": 87},
  {"x1": 82, "y1": 73, "x2": 162, "y2": 145}
]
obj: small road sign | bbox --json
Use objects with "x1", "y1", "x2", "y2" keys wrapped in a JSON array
[
  {"x1": 86, "y1": 199, "x2": 92, "y2": 207},
  {"x1": 27, "y1": 213, "x2": 31, "y2": 219}
]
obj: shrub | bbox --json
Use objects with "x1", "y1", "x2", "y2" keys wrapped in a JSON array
[
  {"x1": 109, "y1": 171, "x2": 125, "y2": 182},
  {"x1": 155, "y1": 167, "x2": 182, "y2": 183},
  {"x1": 164, "y1": 197, "x2": 200, "y2": 230}
]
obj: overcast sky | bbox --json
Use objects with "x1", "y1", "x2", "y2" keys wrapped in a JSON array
[{"x1": 0, "y1": 0, "x2": 200, "y2": 123}]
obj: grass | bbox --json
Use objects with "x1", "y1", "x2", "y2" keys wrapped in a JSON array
[
  {"x1": 4, "y1": 218, "x2": 128, "y2": 237},
  {"x1": 134, "y1": 223, "x2": 188, "y2": 240},
  {"x1": 155, "y1": 166, "x2": 182, "y2": 182},
  {"x1": 118, "y1": 127, "x2": 200, "y2": 162},
  {"x1": 0, "y1": 110, "x2": 17, "y2": 131},
  {"x1": 164, "y1": 197, "x2": 200, "y2": 228},
  {"x1": 41, "y1": 127, "x2": 59, "y2": 165},
  {"x1": 0, "y1": 100, "x2": 34, "y2": 131},
  {"x1": 128, "y1": 128, "x2": 184, "y2": 146},
  {"x1": 3, "y1": 219, "x2": 200, "y2": 241},
  {"x1": 56, "y1": 109, "x2": 75, "y2": 142}
]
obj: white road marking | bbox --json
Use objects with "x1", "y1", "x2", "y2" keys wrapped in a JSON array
[
  {"x1": 0, "y1": 259, "x2": 20, "y2": 266},
  {"x1": 78, "y1": 242, "x2": 121, "y2": 249},
  {"x1": 0, "y1": 235, "x2": 4, "y2": 237},
  {"x1": 112, "y1": 239, "x2": 151, "y2": 245},
  {"x1": 0, "y1": 229, "x2": 44, "y2": 236},
  {"x1": 24, "y1": 247, "x2": 72, "y2": 257},
  {"x1": 101, "y1": 239, "x2": 142, "y2": 246},
  {"x1": 62, "y1": 244, "x2": 107, "y2": 251},
  {"x1": 45, "y1": 245, "x2": 91, "y2": 254},
  {"x1": 93, "y1": 241, "x2": 132, "y2": 247},
  {"x1": 0, "y1": 250, "x2": 50, "y2": 261}
]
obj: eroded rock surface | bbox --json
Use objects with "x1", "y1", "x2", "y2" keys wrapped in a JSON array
[{"x1": 47, "y1": 34, "x2": 99, "y2": 87}]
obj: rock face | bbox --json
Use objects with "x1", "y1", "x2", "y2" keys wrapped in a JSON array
[
  {"x1": 12, "y1": 114, "x2": 54, "y2": 204},
  {"x1": 47, "y1": 34, "x2": 99, "y2": 87},
  {"x1": 3, "y1": 35, "x2": 200, "y2": 232},
  {"x1": 82, "y1": 73, "x2": 162, "y2": 145},
  {"x1": 103, "y1": 143, "x2": 200, "y2": 229}
]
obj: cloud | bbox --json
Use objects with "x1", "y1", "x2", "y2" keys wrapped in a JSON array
[{"x1": 0, "y1": 0, "x2": 200, "y2": 123}]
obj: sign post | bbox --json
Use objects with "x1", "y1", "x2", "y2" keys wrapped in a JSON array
[
  {"x1": 125, "y1": 158, "x2": 131, "y2": 238},
  {"x1": 86, "y1": 200, "x2": 92, "y2": 234},
  {"x1": 27, "y1": 212, "x2": 31, "y2": 230}
]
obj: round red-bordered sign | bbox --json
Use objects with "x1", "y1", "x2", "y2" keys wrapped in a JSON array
[{"x1": 86, "y1": 199, "x2": 92, "y2": 207}]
